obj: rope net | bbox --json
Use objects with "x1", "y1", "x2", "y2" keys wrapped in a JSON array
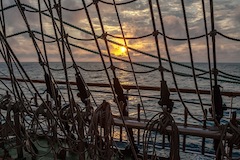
[{"x1": 0, "y1": 0, "x2": 240, "y2": 159}]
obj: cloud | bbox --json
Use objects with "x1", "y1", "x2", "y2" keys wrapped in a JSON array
[
  {"x1": 3, "y1": 0, "x2": 15, "y2": 6},
  {"x1": 233, "y1": 8, "x2": 240, "y2": 26},
  {"x1": 1, "y1": 0, "x2": 240, "y2": 63}
]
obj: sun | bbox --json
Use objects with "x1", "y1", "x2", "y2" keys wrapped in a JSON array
[
  {"x1": 114, "y1": 46, "x2": 127, "y2": 57},
  {"x1": 120, "y1": 46, "x2": 127, "y2": 53},
  {"x1": 111, "y1": 44, "x2": 128, "y2": 57}
]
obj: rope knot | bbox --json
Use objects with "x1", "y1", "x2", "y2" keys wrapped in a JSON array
[
  {"x1": 21, "y1": 6, "x2": 25, "y2": 11},
  {"x1": 93, "y1": 0, "x2": 99, "y2": 4},
  {"x1": 110, "y1": 65, "x2": 116, "y2": 71},
  {"x1": 152, "y1": 30, "x2": 159, "y2": 37},
  {"x1": 39, "y1": 59, "x2": 45, "y2": 66},
  {"x1": 29, "y1": 31, "x2": 34, "y2": 38},
  {"x1": 54, "y1": 3, "x2": 60, "y2": 9},
  {"x1": 210, "y1": 29, "x2": 217, "y2": 37},
  {"x1": 211, "y1": 68, "x2": 218, "y2": 76},
  {"x1": 64, "y1": 33, "x2": 69, "y2": 39},
  {"x1": 100, "y1": 32, "x2": 108, "y2": 40},
  {"x1": 158, "y1": 66, "x2": 165, "y2": 72},
  {"x1": 0, "y1": 35, "x2": 5, "y2": 40},
  {"x1": 73, "y1": 63, "x2": 78, "y2": 70},
  {"x1": 143, "y1": 112, "x2": 180, "y2": 159}
]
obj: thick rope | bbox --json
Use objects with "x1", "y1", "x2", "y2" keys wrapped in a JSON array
[{"x1": 143, "y1": 111, "x2": 180, "y2": 160}]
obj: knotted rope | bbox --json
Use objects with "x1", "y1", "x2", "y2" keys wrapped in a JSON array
[
  {"x1": 143, "y1": 111, "x2": 180, "y2": 160},
  {"x1": 88, "y1": 101, "x2": 114, "y2": 159}
]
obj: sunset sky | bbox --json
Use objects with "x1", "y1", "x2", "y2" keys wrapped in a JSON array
[{"x1": 1, "y1": 0, "x2": 240, "y2": 62}]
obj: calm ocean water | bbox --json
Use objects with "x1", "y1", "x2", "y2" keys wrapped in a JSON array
[{"x1": 0, "y1": 62, "x2": 240, "y2": 159}]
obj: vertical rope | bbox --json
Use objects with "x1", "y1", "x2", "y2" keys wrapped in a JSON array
[
  {"x1": 209, "y1": 1, "x2": 223, "y2": 159},
  {"x1": 0, "y1": 0, "x2": 5, "y2": 35},
  {"x1": 209, "y1": 0, "x2": 223, "y2": 125},
  {"x1": 180, "y1": 0, "x2": 206, "y2": 119},
  {"x1": 201, "y1": 0, "x2": 213, "y2": 124},
  {"x1": 44, "y1": 1, "x2": 79, "y2": 139},
  {"x1": 94, "y1": 1, "x2": 116, "y2": 78},
  {"x1": 112, "y1": 0, "x2": 146, "y2": 118},
  {"x1": 37, "y1": 0, "x2": 66, "y2": 103},
  {"x1": 201, "y1": 0, "x2": 212, "y2": 90},
  {"x1": 51, "y1": 0, "x2": 88, "y2": 144},
  {"x1": 81, "y1": 0, "x2": 138, "y2": 159},
  {"x1": 155, "y1": 0, "x2": 202, "y2": 123},
  {"x1": 14, "y1": 0, "x2": 59, "y2": 103},
  {"x1": 210, "y1": 0, "x2": 217, "y2": 87},
  {"x1": 0, "y1": 1, "x2": 15, "y2": 98},
  {"x1": 50, "y1": 0, "x2": 98, "y2": 109},
  {"x1": 148, "y1": 0, "x2": 164, "y2": 80},
  {"x1": 149, "y1": 0, "x2": 174, "y2": 114}
]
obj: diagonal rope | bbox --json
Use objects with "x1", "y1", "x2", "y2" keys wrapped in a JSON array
[
  {"x1": 14, "y1": 0, "x2": 67, "y2": 105},
  {"x1": 58, "y1": 0, "x2": 99, "y2": 108},
  {"x1": 44, "y1": 0, "x2": 75, "y2": 111},
  {"x1": 45, "y1": 0, "x2": 98, "y2": 110},
  {"x1": 14, "y1": 0, "x2": 74, "y2": 140},
  {"x1": 44, "y1": 0, "x2": 91, "y2": 144},
  {"x1": 217, "y1": 31, "x2": 240, "y2": 41},
  {"x1": 0, "y1": 31, "x2": 69, "y2": 152}
]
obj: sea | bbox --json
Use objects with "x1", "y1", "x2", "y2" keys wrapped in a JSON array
[{"x1": 0, "y1": 62, "x2": 240, "y2": 159}]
